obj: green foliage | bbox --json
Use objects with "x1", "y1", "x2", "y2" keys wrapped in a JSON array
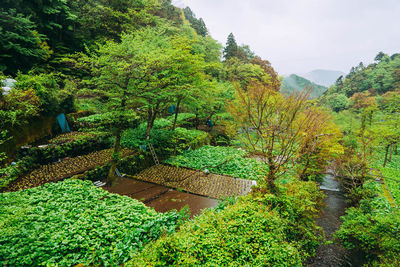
[
  {"x1": 223, "y1": 33, "x2": 238, "y2": 61},
  {"x1": 323, "y1": 53, "x2": 400, "y2": 101},
  {"x1": 0, "y1": 179, "x2": 187, "y2": 266},
  {"x1": 0, "y1": 130, "x2": 11, "y2": 165},
  {"x1": 165, "y1": 145, "x2": 268, "y2": 180},
  {"x1": 166, "y1": 113, "x2": 196, "y2": 127},
  {"x1": 0, "y1": 72, "x2": 75, "y2": 129},
  {"x1": 371, "y1": 151, "x2": 400, "y2": 203},
  {"x1": 335, "y1": 181, "x2": 400, "y2": 265},
  {"x1": 132, "y1": 180, "x2": 323, "y2": 266},
  {"x1": 183, "y1": 7, "x2": 208, "y2": 36},
  {"x1": 121, "y1": 119, "x2": 208, "y2": 157},
  {"x1": 325, "y1": 93, "x2": 349, "y2": 112},
  {"x1": 0, "y1": 8, "x2": 51, "y2": 74},
  {"x1": 223, "y1": 57, "x2": 272, "y2": 90}
]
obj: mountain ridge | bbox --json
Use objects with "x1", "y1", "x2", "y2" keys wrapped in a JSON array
[
  {"x1": 298, "y1": 69, "x2": 345, "y2": 87},
  {"x1": 281, "y1": 74, "x2": 328, "y2": 98}
]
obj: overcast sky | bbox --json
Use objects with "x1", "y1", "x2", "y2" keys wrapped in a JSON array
[{"x1": 172, "y1": 0, "x2": 400, "y2": 75}]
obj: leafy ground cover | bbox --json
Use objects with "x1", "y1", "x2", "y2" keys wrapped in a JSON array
[
  {"x1": 371, "y1": 152, "x2": 400, "y2": 203},
  {"x1": 165, "y1": 145, "x2": 268, "y2": 180},
  {"x1": 131, "y1": 181, "x2": 324, "y2": 266},
  {"x1": 0, "y1": 179, "x2": 186, "y2": 266},
  {"x1": 47, "y1": 131, "x2": 106, "y2": 145},
  {"x1": 380, "y1": 167, "x2": 400, "y2": 203}
]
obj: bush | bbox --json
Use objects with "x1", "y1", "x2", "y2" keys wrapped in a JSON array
[
  {"x1": 335, "y1": 180, "x2": 400, "y2": 265},
  {"x1": 166, "y1": 113, "x2": 196, "y2": 127},
  {"x1": 132, "y1": 180, "x2": 323, "y2": 266},
  {"x1": 0, "y1": 179, "x2": 187, "y2": 266},
  {"x1": 121, "y1": 121, "x2": 209, "y2": 158}
]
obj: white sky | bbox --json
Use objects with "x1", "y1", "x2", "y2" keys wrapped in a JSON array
[{"x1": 172, "y1": 0, "x2": 400, "y2": 75}]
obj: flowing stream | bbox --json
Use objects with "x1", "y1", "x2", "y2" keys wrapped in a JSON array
[{"x1": 309, "y1": 174, "x2": 364, "y2": 267}]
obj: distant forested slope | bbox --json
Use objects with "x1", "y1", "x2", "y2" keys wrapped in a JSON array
[
  {"x1": 281, "y1": 74, "x2": 328, "y2": 98},
  {"x1": 300, "y1": 69, "x2": 345, "y2": 87},
  {"x1": 319, "y1": 52, "x2": 400, "y2": 112}
]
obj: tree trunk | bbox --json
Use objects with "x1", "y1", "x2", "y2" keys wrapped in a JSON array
[
  {"x1": 107, "y1": 127, "x2": 122, "y2": 185},
  {"x1": 266, "y1": 171, "x2": 277, "y2": 193},
  {"x1": 389, "y1": 143, "x2": 393, "y2": 163},
  {"x1": 172, "y1": 98, "x2": 181, "y2": 130},
  {"x1": 266, "y1": 157, "x2": 277, "y2": 192},
  {"x1": 145, "y1": 109, "x2": 153, "y2": 140},
  {"x1": 195, "y1": 113, "x2": 199, "y2": 130},
  {"x1": 145, "y1": 103, "x2": 160, "y2": 140},
  {"x1": 299, "y1": 154, "x2": 311, "y2": 181},
  {"x1": 383, "y1": 144, "x2": 390, "y2": 167}
]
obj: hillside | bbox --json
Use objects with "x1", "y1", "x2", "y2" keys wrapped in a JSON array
[
  {"x1": 281, "y1": 74, "x2": 328, "y2": 98},
  {"x1": 319, "y1": 52, "x2": 400, "y2": 112},
  {"x1": 300, "y1": 69, "x2": 345, "y2": 87}
]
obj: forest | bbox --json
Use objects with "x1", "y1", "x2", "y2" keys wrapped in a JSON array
[{"x1": 0, "y1": 0, "x2": 399, "y2": 266}]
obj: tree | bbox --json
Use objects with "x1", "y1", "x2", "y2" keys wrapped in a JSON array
[
  {"x1": 335, "y1": 75, "x2": 344, "y2": 89},
  {"x1": 375, "y1": 51, "x2": 386, "y2": 62},
  {"x1": 250, "y1": 56, "x2": 280, "y2": 91},
  {"x1": 0, "y1": 9, "x2": 52, "y2": 74},
  {"x1": 296, "y1": 109, "x2": 343, "y2": 181},
  {"x1": 223, "y1": 58, "x2": 272, "y2": 91},
  {"x1": 89, "y1": 27, "x2": 205, "y2": 182},
  {"x1": 235, "y1": 45, "x2": 255, "y2": 62},
  {"x1": 223, "y1": 33, "x2": 238, "y2": 61},
  {"x1": 2, "y1": 0, "x2": 77, "y2": 51},
  {"x1": 327, "y1": 93, "x2": 349, "y2": 112},
  {"x1": 228, "y1": 80, "x2": 322, "y2": 191},
  {"x1": 183, "y1": 7, "x2": 208, "y2": 36}
]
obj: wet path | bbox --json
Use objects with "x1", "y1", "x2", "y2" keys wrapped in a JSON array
[
  {"x1": 309, "y1": 174, "x2": 363, "y2": 267},
  {"x1": 104, "y1": 177, "x2": 218, "y2": 217}
]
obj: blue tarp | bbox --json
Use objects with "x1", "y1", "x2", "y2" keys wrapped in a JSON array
[
  {"x1": 57, "y1": 113, "x2": 71, "y2": 133},
  {"x1": 168, "y1": 104, "x2": 176, "y2": 115}
]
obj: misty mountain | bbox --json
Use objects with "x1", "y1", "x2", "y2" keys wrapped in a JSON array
[
  {"x1": 281, "y1": 74, "x2": 328, "y2": 98},
  {"x1": 299, "y1": 69, "x2": 345, "y2": 87}
]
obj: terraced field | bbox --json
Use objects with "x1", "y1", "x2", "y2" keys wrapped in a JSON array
[
  {"x1": 6, "y1": 149, "x2": 133, "y2": 191},
  {"x1": 134, "y1": 164, "x2": 256, "y2": 199}
]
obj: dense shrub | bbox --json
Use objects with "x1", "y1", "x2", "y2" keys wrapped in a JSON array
[
  {"x1": 121, "y1": 120, "x2": 209, "y2": 158},
  {"x1": 335, "y1": 180, "x2": 400, "y2": 265},
  {"x1": 0, "y1": 179, "x2": 187, "y2": 266},
  {"x1": 166, "y1": 113, "x2": 196, "y2": 127},
  {"x1": 132, "y1": 180, "x2": 324, "y2": 266}
]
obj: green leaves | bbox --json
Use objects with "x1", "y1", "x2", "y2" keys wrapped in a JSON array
[
  {"x1": 0, "y1": 179, "x2": 186, "y2": 266},
  {"x1": 166, "y1": 146, "x2": 268, "y2": 180},
  {"x1": 133, "y1": 180, "x2": 323, "y2": 266}
]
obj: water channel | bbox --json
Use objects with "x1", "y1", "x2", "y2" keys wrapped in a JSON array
[{"x1": 309, "y1": 174, "x2": 364, "y2": 267}]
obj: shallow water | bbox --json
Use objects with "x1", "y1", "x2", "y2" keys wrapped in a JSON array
[{"x1": 103, "y1": 177, "x2": 218, "y2": 217}]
